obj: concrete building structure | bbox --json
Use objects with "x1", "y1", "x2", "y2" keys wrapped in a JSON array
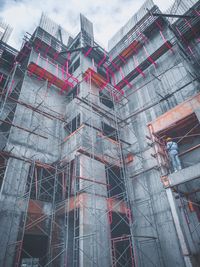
[{"x1": 0, "y1": 0, "x2": 200, "y2": 266}]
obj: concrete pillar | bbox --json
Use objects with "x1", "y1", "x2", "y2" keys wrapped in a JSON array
[
  {"x1": 0, "y1": 158, "x2": 30, "y2": 267},
  {"x1": 78, "y1": 155, "x2": 111, "y2": 267},
  {"x1": 166, "y1": 188, "x2": 193, "y2": 267}
]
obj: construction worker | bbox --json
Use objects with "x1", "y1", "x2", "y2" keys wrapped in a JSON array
[{"x1": 166, "y1": 137, "x2": 182, "y2": 172}]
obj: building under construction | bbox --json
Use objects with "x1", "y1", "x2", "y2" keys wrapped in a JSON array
[{"x1": 0, "y1": 0, "x2": 200, "y2": 266}]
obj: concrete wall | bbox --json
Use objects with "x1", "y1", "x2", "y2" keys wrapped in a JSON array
[
  {"x1": 1, "y1": 2, "x2": 200, "y2": 266},
  {"x1": 78, "y1": 154, "x2": 111, "y2": 267},
  {"x1": 110, "y1": 14, "x2": 200, "y2": 266},
  {"x1": 0, "y1": 159, "x2": 30, "y2": 266},
  {"x1": 6, "y1": 73, "x2": 65, "y2": 163}
]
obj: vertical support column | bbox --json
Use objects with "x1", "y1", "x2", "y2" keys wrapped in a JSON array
[
  {"x1": 148, "y1": 124, "x2": 193, "y2": 266},
  {"x1": 78, "y1": 155, "x2": 111, "y2": 267},
  {"x1": 166, "y1": 188, "x2": 193, "y2": 267},
  {"x1": 0, "y1": 158, "x2": 30, "y2": 267}
]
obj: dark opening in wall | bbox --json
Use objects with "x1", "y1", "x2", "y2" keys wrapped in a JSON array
[
  {"x1": 69, "y1": 57, "x2": 80, "y2": 74},
  {"x1": 102, "y1": 122, "x2": 118, "y2": 141},
  {"x1": 157, "y1": 113, "x2": 200, "y2": 170},
  {"x1": 99, "y1": 91, "x2": 114, "y2": 109},
  {"x1": 56, "y1": 160, "x2": 75, "y2": 201},
  {"x1": 20, "y1": 234, "x2": 48, "y2": 267},
  {"x1": 106, "y1": 165, "x2": 125, "y2": 199},
  {"x1": 2, "y1": 49, "x2": 16, "y2": 66},
  {"x1": 69, "y1": 210, "x2": 80, "y2": 266},
  {"x1": 66, "y1": 84, "x2": 80, "y2": 103},
  {"x1": 111, "y1": 213, "x2": 130, "y2": 237},
  {"x1": 70, "y1": 38, "x2": 80, "y2": 51},
  {"x1": 0, "y1": 105, "x2": 17, "y2": 148},
  {"x1": 27, "y1": 160, "x2": 75, "y2": 203},
  {"x1": 110, "y1": 212, "x2": 134, "y2": 267},
  {"x1": 27, "y1": 166, "x2": 55, "y2": 202},
  {"x1": 97, "y1": 66, "x2": 108, "y2": 81},
  {"x1": 64, "y1": 114, "x2": 81, "y2": 135},
  {"x1": 51, "y1": 37, "x2": 57, "y2": 50}
]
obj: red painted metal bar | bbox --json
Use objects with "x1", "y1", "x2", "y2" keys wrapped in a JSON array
[
  {"x1": 119, "y1": 67, "x2": 132, "y2": 88},
  {"x1": 126, "y1": 208, "x2": 133, "y2": 223},
  {"x1": 84, "y1": 47, "x2": 93, "y2": 57},
  {"x1": 118, "y1": 54, "x2": 126, "y2": 64},
  {"x1": 129, "y1": 238, "x2": 135, "y2": 267},
  {"x1": 159, "y1": 31, "x2": 173, "y2": 53},
  {"x1": 35, "y1": 167, "x2": 38, "y2": 200},
  {"x1": 133, "y1": 55, "x2": 145, "y2": 78},
  {"x1": 143, "y1": 46, "x2": 157, "y2": 68}
]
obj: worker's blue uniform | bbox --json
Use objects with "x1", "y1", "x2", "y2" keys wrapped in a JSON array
[{"x1": 166, "y1": 141, "x2": 182, "y2": 172}]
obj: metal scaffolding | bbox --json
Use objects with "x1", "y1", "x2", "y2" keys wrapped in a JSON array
[{"x1": 0, "y1": 1, "x2": 200, "y2": 266}]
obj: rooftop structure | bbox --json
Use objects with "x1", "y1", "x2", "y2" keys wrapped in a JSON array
[{"x1": 0, "y1": 20, "x2": 12, "y2": 43}]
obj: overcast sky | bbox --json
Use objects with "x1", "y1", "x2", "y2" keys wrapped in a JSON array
[{"x1": 0, "y1": 0, "x2": 174, "y2": 50}]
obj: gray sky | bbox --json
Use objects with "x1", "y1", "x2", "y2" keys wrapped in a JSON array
[{"x1": 0, "y1": 0, "x2": 174, "y2": 50}]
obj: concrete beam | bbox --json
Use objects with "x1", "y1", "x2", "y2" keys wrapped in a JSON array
[
  {"x1": 168, "y1": 162, "x2": 200, "y2": 186},
  {"x1": 149, "y1": 93, "x2": 200, "y2": 133},
  {"x1": 56, "y1": 193, "x2": 129, "y2": 215}
]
